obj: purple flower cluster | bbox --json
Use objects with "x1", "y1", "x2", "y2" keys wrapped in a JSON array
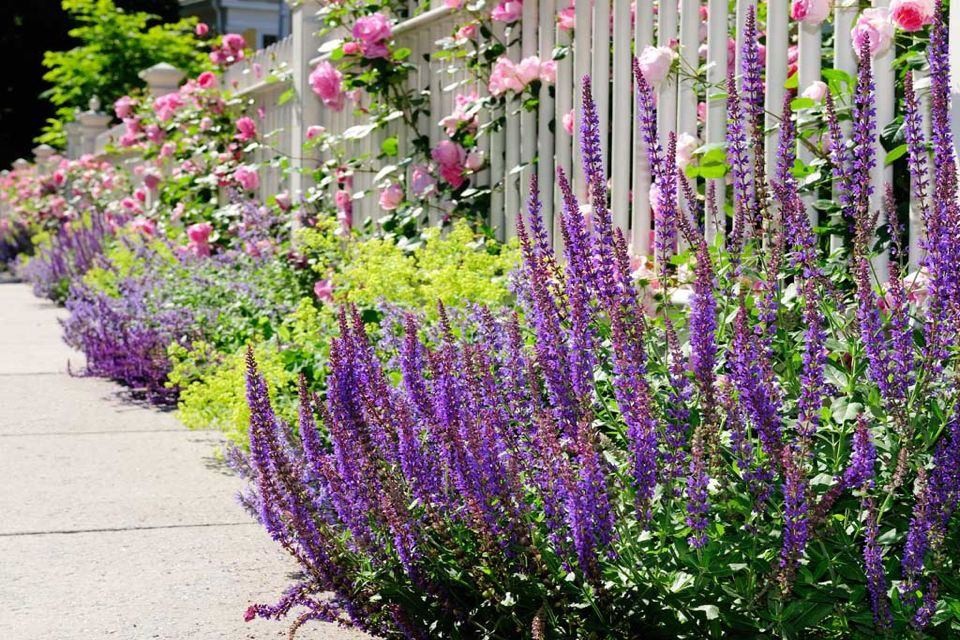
[{"x1": 19, "y1": 213, "x2": 111, "y2": 301}]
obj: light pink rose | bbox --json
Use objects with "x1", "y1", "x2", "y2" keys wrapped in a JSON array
[
  {"x1": 492, "y1": 0, "x2": 523, "y2": 23},
  {"x1": 488, "y1": 57, "x2": 522, "y2": 96},
  {"x1": 562, "y1": 109, "x2": 575, "y2": 135},
  {"x1": 342, "y1": 41, "x2": 361, "y2": 56},
  {"x1": 197, "y1": 71, "x2": 217, "y2": 89},
  {"x1": 306, "y1": 125, "x2": 326, "y2": 139},
  {"x1": 539, "y1": 59, "x2": 557, "y2": 84},
  {"x1": 309, "y1": 62, "x2": 345, "y2": 111},
  {"x1": 411, "y1": 164, "x2": 436, "y2": 197},
  {"x1": 235, "y1": 116, "x2": 257, "y2": 141},
  {"x1": 801, "y1": 80, "x2": 828, "y2": 101},
  {"x1": 636, "y1": 45, "x2": 676, "y2": 85},
  {"x1": 852, "y1": 8, "x2": 895, "y2": 57},
  {"x1": 195, "y1": 22, "x2": 209, "y2": 37},
  {"x1": 335, "y1": 190, "x2": 352, "y2": 232},
  {"x1": 314, "y1": 279, "x2": 334, "y2": 303},
  {"x1": 145, "y1": 124, "x2": 164, "y2": 143},
  {"x1": 791, "y1": 0, "x2": 831, "y2": 25},
  {"x1": 675, "y1": 132, "x2": 699, "y2": 170},
  {"x1": 199, "y1": 117, "x2": 213, "y2": 131},
  {"x1": 234, "y1": 165, "x2": 259, "y2": 191},
  {"x1": 160, "y1": 142, "x2": 176, "y2": 158},
  {"x1": 275, "y1": 192, "x2": 292, "y2": 211},
  {"x1": 890, "y1": 0, "x2": 935, "y2": 31},
  {"x1": 515, "y1": 56, "x2": 542, "y2": 85},
  {"x1": 114, "y1": 96, "x2": 134, "y2": 119},
  {"x1": 378, "y1": 183, "x2": 404, "y2": 210},
  {"x1": 456, "y1": 23, "x2": 478, "y2": 40},
  {"x1": 439, "y1": 92, "x2": 480, "y2": 136},
  {"x1": 129, "y1": 217, "x2": 156, "y2": 236},
  {"x1": 464, "y1": 149, "x2": 485, "y2": 172},
  {"x1": 444, "y1": 0, "x2": 464, "y2": 7}
]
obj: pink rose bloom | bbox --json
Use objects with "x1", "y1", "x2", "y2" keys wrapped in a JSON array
[
  {"x1": 195, "y1": 22, "x2": 209, "y2": 36},
  {"x1": 197, "y1": 71, "x2": 217, "y2": 89},
  {"x1": 456, "y1": 23, "x2": 478, "y2": 40},
  {"x1": 187, "y1": 222, "x2": 212, "y2": 244},
  {"x1": 114, "y1": 96, "x2": 134, "y2": 119},
  {"x1": 309, "y1": 62, "x2": 345, "y2": 111},
  {"x1": 539, "y1": 60, "x2": 557, "y2": 84},
  {"x1": 431, "y1": 140, "x2": 466, "y2": 169},
  {"x1": 235, "y1": 116, "x2": 257, "y2": 141},
  {"x1": 488, "y1": 57, "x2": 525, "y2": 96},
  {"x1": 306, "y1": 125, "x2": 326, "y2": 139},
  {"x1": 129, "y1": 217, "x2": 156, "y2": 236},
  {"x1": 675, "y1": 132, "x2": 698, "y2": 170},
  {"x1": 515, "y1": 57, "x2": 542, "y2": 85},
  {"x1": 222, "y1": 33, "x2": 246, "y2": 51},
  {"x1": 253, "y1": 62, "x2": 263, "y2": 79},
  {"x1": 801, "y1": 80, "x2": 828, "y2": 101},
  {"x1": 562, "y1": 109, "x2": 575, "y2": 135},
  {"x1": 234, "y1": 165, "x2": 260, "y2": 191},
  {"x1": 353, "y1": 13, "x2": 392, "y2": 58},
  {"x1": 439, "y1": 92, "x2": 479, "y2": 136},
  {"x1": 791, "y1": 0, "x2": 831, "y2": 25},
  {"x1": 558, "y1": 4, "x2": 576, "y2": 31},
  {"x1": 444, "y1": 0, "x2": 464, "y2": 7},
  {"x1": 52, "y1": 170, "x2": 66, "y2": 186},
  {"x1": 145, "y1": 124, "x2": 164, "y2": 143},
  {"x1": 275, "y1": 192, "x2": 292, "y2": 210},
  {"x1": 142, "y1": 170, "x2": 162, "y2": 190},
  {"x1": 636, "y1": 45, "x2": 675, "y2": 85},
  {"x1": 852, "y1": 8, "x2": 895, "y2": 57},
  {"x1": 438, "y1": 163, "x2": 466, "y2": 189},
  {"x1": 335, "y1": 190, "x2": 352, "y2": 232},
  {"x1": 411, "y1": 164, "x2": 436, "y2": 197},
  {"x1": 160, "y1": 142, "x2": 176, "y2": 158},
  {"x1": 313, "y1": 279, "x2": 334, "y2": 303},
  {"x1": 378, "y1": 183, "x2": 404, "y2": 210},
  {"x1": 492, "y1": 0, "x2": 523, "y2": 23},
  {"x1": 464, "y1": 149, "x2": 485, "y2": 172},
  {"x1": 134, "y1": 188, "x2": 147, "y2": 203},
  {"x1": 152, "y1": 93, "x2": 183, "y2": 122},
  {"x1": 890, "y1": 0, "x2": 935, "y2": 31},
  {"x1": 697, "y1": 102, "x2": 707, "y2": 123},
  {"x1": 342, "y1": 41, "x2": 362, "y2": 55}
]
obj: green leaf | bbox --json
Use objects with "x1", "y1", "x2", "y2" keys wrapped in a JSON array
[
  {"x1": 790, "y1": 97, "x2": 816, "y2": 111},
  {"x1": 884, "y1": 143, "x2": 908, "y2": 166},
  {"x1": 381, "y1": 136, "x2": 399, "y2": 156},
  {"x1": 784, "y1": 73, "x2": 799, "y2": 89},
  {"x1": 277, "y1": 87, "x2": 296, "y2": 106}
]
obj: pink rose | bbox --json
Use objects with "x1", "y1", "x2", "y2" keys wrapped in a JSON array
[
  {"x1": 314, "y1": 279, "x2": 334, "y2": 303},
  {"x1": 675, "y1": 132, "x2": 698, "y2": 170},
  {"x1": 234, "y1": 165, "x2": 260, "y2": 191},
  {"x1": 636, "y1": 45, "x2": 675, "y2": 85},
  {"x1": 558, "y1": 4, "x2": 575, "y2": 31},
  {"x1": 160, "y1": 142, "x2": 176, "y2": 158},
  {"x1": 488, "y1": 57, "x2": 525, "y2": 95},
  {"x1": 852, "y1": 8, "x2": 895, "y2": 57},
  {"x1": 222, "y1": 33, "x2": 246, "y2": 51},
  {"x1": 142, "y1": 170, "x2": 162, "y2": 190},
  {"x1": 145, "y1": 124, "x2": 164, "y2": 143},
  {"x1": 186, "y1": 222, "x2": 212, "y2": 256},
  {"x1": 197, "y1": 71, "x2": 217, "y2": 89},
  {"x1": 235, "y1": 116, "x2": 257, "y2": 142},
  {"x1": 129, "y1": 217, "x2": 156, "y2": 237},
  {"x1": 309, "y1": 62, "x2": 345, "y2": 111},
  {"x1": 411, "y1": 164, "x2": 436, "y2": 197},
  {"x1": 439, "y1": 92, "x2": 479, "y2": 136},
  {"x1": 431, "y1": 140, "x2": 466, "y2": 169},
  {"x1": 492, "y1": 0, "x2": 523, "y2": 23},
  {"x1": 539, "y1": 59, "x2": 557, "y2": 84},
  {"x1": 335, "y1": 190, "x2": 352, "y2": 232},
  {"x1": 456, "y1": 23, "x2": 478, "y2": 40},
  {"x1": 444, "y1": 0, "x2": 464, "y2": 7},
  {"x1": 275, "y1": 192, "x2": 292, "y2": 211},
  {"x1": 464, "y1": 149, "x2": 485, "y2": 172},
  {"x1": 562, "y1": 109, "x2": 575, "y2": 135},
  {"x1": 306, "y1": 125, "x2": 326, "y2": 139},
  {"x1": 352, "y1": 13, "x2": 392, "y2": 58},
  {"x1": 378, "y1": 183, "x2": 404, "y2": 210},
  {"x1": 195, "y1": 22, "x2": 209, "y2": 37},
  {"x1": 342, "y1": 41, "x2": 361, "y2": 55},
  {"x1": 791, "y1": 0, "x2": 831, "y2": 25},
  {"x1": 801, "y1": 80, "x2": 828, "y2": 101},
  {"x1": 114, "y1": 96, "x2": 134, "y2": 119},
  {"x1": 890, "y1": 0, "x2": 935, "y2": 31},
  {"x1": 515, "y1": 56, "x2": 542, "y2": 85}
]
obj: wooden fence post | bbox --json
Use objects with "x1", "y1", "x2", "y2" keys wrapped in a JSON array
[{"x1": 289, "y1": 0, "x2": 324, "y2": 207}]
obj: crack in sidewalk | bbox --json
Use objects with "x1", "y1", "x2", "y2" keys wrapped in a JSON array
[{"x1": 0, "y1": 521, "x2": 256, "y2": 538}]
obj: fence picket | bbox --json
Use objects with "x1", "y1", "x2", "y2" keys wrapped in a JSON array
[
  {"x1": 611, "y1": 0, "x2": 633, "y2": 234},
  {"x1": 632, "y1": 0, "x2": 655, "y2": 255},
  {"x1": 704, "y1": 0, "x2": 728, "y2": 243}
]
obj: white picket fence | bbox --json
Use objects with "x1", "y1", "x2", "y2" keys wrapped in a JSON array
[{"x1": 88, "y1": 0, "x2": 957, "y2": 269}]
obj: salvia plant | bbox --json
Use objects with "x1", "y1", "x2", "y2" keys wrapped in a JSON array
[{"x1": 240, "y1": 8, "x2": 959, "y2": 639}]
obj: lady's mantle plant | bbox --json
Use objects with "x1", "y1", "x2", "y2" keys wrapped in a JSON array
[{"x1": 241, "y1": 8, "x2": 960, "y2": 639}]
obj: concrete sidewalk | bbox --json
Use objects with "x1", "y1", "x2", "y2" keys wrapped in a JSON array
[{"x1": 0, "y1": 283, "x2": 367, "y2": 639}]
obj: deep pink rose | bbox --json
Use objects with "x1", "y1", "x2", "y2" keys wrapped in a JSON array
[
  {"x1": 411, "y1": 164, "x2": 436, "y2": 197},
  {"x1": 352, "y1": 13, "x2": 392, "y2": 58},
  {"x1": 431, "y1": 140, "x2": 466, "y2": 169},
  {"x1": 235, "y1": 116, "x2": 257, "y2": 141},
  {"x1": 558, "y1": 3, "x2": 575, "y2": 31},
  {"x1": 890, "y1": 0, "x2": 934, "y2": 31},
  {"x1": 791, "y1": 0, "x2": 831, "y2": 25},
  {"x1": 222, "y1": 33, "x2": 246, "y2": 51},
  {"x1": 197, "y1": 71, "x2": 217, "y2": 89},
  {"x1": 195, "y1": 23, "x2": 209, "y2": 37},
  {"x1": 309, "y1": 62, "x2": 345, "y2": 111},
  {"x1": 129, "y1": 217, "x2": 156, "y2": 236}
]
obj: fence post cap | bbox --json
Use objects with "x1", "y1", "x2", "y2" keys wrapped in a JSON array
[
  {"x1": 139, "y1": 62, "x2": 186, "y2": 92},
  {"x1": 12, "y1": 158, "x2": 30, "y2": 171},
  {"x1": 32, "y1": 144, "x2": 55, "y2": 161}
]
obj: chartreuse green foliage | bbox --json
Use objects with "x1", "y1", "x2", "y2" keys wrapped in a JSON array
[
  {"x1": 39, "y1": 0, "x2": 210, "y2": 146},
  {"x1": 336, "y1": 220, "x2": 518, "y2": 315},
  {"x1": 171, "y1": 220, "x2": 518, "y2": 446}
]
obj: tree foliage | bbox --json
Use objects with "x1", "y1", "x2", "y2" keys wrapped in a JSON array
[{"x1": 39, "y1": 0, "x2": 210, "y2": 146}]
